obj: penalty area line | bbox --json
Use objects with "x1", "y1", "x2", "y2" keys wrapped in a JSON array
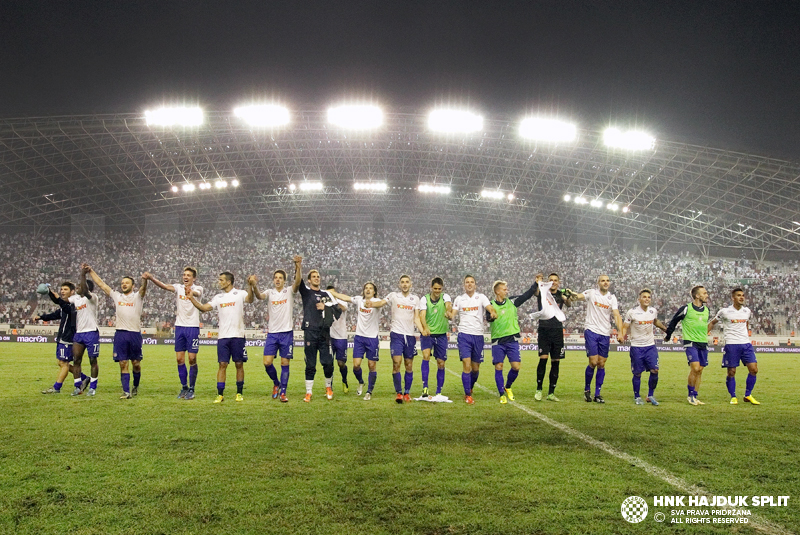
[{"x1": 445, "y1": 368, "x2": 791, "y2": 535}]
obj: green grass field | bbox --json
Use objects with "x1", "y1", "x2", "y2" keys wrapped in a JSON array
[{"x1": 1, "y1": 343, "x2": 798, "y2": 535}]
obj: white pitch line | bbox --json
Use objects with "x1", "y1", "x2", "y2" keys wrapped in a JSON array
[{"x1": 445, "y1": 368, "x2": 791, "y2": 535}]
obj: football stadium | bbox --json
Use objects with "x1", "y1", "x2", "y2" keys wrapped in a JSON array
[{"x1": 0, "y1": 106, "x2": 798, "y2": 535}]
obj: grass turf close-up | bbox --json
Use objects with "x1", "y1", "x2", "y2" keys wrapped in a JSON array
[{"x1": 1, "y1": 342, "x2": 798, "y2": 534}]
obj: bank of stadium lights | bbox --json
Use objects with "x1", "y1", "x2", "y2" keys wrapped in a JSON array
[
  {"x1": 565, "y1": 194, "x2": 627, "y2": 213},
  {"x1": 353, "y1": 182, "x2": 387, "y2": 192},
  {"x1": 234, "y1": 104, "x2": 290, "y2": 127},
  {"x1": 603, "y1": 127, "x2": 655, "y2": 150},
  {"x1": 418, "y1": 184, "x2": 451, "y2": 195},
  {"x1": 428, "y1": 109, "x2": 483, "y2": 133},
  {"x1": 327, "y1": 105, "x2": 383, "y2": 129},
  {"x1": 481, "y1": 190, "x2": 514, "y2": 201},
  {"x1": 519, "y1": 118, "x2": 577, "y2": 142},
  {"x1": 171, "y1": 179, "x2": 237, "y2": 194},
  {"x1": 297, "y1": 181, "x2": 323, "y2": 192},
  {"x1": 145, "y1": 106, "x2": 203, "y2": 127}
]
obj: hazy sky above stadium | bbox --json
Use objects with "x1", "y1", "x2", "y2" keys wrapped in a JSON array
[{"x1": 3, "y1": 1, "x2": 800, "y2": 158}]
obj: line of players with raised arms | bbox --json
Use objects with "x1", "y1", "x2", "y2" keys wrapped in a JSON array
[{"x1": 34, "y1": 257, "x2": 761, "y2": 406}]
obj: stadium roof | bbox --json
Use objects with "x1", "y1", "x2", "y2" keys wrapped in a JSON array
[{"x1": 2, "y1": 110, "x2": 800, "y2": 259}]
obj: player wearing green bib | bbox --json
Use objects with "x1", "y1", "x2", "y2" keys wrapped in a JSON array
[
  {"x1": 487, "y1": 280, "x2": 537, "y2": 403},
  {"x1": 664, "y1": 285, "x2": 711, "y2": 405},
  {"x1": 418, "y1": 277, "x2": 453, "y2": 398}
]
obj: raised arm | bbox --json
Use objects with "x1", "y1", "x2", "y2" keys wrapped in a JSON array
[
  {"x1": 138, "y1": 274, "x2": 148, "y2": 298},
  {"x1": 87, "y1": 267, "x2": 113, "y2": 296},
  {"x1": 291, "y1": 255, "x2": 303, "y2": 293},
  {"x1": 249, "y1": 275, "x2": 266, "y2": 300},
  {"x1": 144, "y1": 272, "x2": 175, "y2": 293},
  {"x1": 185, "y1": 284, "x2": 213, "y2": 312},
  {"x1": 77, "y1": 264, "x2": 91, "y2": 297},
  {"x1": 326, "y1": 289, "x2": 353, "y2": 303},
  {"x1": 245, "y1": 279, "x2": 255, "y2": 304},
  {"x1": 512, "y1": 283, "x2": 537, "y2": 308}
]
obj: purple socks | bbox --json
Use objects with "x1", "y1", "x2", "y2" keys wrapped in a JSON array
[
  {"x1": 421, "y1": 359, "x2": 430, "y2": 387},
  {"x1": 280, "y1": 364, "x2": 290, "y2": 394},
  {"x1": 404, "y1": 371, "x2": 413, "y2": 394},
  {"x1": 265, "y1": 364, "x2": 279, "y2": 386},
  {"x1": 436, "y1": 368, "x2": 445, "y2": 394},
  {"x1": 178, "y1": 364, "x2": 188, "y2": 388},
  {"x1": 494, "y1": 369, "x2": 504, "y2": 394},
  {"x1": 745, "y1": 373, "x2": 756, "y2": 397}
]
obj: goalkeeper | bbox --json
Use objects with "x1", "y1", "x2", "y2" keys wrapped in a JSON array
[{"x1": 531, "y1": 273, "x2": 575, "y2": 401}]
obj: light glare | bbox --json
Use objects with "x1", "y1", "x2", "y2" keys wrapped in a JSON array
[
  {"x1": 171, "y1": 186, "x2": 179, "y2": 193},
  {"x1": 231, "y1": 179, "x2": 240, "y2": 187},
  {"x1": 622, "y1": 206, "x2": 630, "y2": 213},
  {"x1": 428, "y1": 109, "x2": 483, "y2": 133},
  {"x1": 182, "y1": 184, "x2": 195, "y2": 192},
  {"x1": 299, "y1": 181, "x2": 323, "y2": 191},
  {"x1": 353, "y1": 182, "x2": 388, "y2": 191},
  {"x1": 418, "y1": 184, "x2": 451, "y2": 195},
  {"x1": 234, "y1": 104, "x2": 290, "y2": 127},
  {"x1": 590, "y1": 199, "x2": 603, "y2": 208},
  {"x1": 603, "y1": 128, "x2": 655, "y2": 150},
  {"x1": 327, "y1": 105, "x2": 383, "y2": 129},
  {"x1": 481, "y1": 190, "x2": 505, "y2": 200},
  {"x1": 215, "y1": 180, "x2": 228, "y2": 189},
  {"x1": 145, "y1": 106, "x2": 203, "y2": 127},
  {"x1": 519, "y1": 118, "x2": 577, "y2": 142},
  {"x1": 564, "y1": 194, "x2": 571, "y2": 202}
]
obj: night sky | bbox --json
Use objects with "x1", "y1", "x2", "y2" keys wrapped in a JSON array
[{"x1": 2, "y1": 1, "x2": 800, "y2": 158}]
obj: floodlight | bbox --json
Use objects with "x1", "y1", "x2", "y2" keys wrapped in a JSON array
[
  {"x1": 622, "y1": 206, "x2": 630, "y2": 213},
  {"x1": 575, "y1": 197, "x2": 588, "y2": 205},
  {"x1": 145, "y1": 106, "x2": 203, "y2": 127},
  {"x1": 199, "y1": 182, "x2": 211, "y2": 190},
  {"x1": 231, "y1": 179, "x2": 240, "y2": 187},
  {"x1": 353, "y1": 182, "x2": 387, "y2": 191},
  {"x1": 418, "y1": 184, "x2": 451, "y2": 194},
  {"x1": 171, "y1": 186, "x2": 179, "y2": 193},
  {"x1": 288, "y1": 183, "x2": 296, "y2": 191},
  {"x1": 481, "y1": 190, "x2": 505, "y2": 200},
  {"x1": 428, "y1": 109, "x2": 483, "y2": 133},
  {"x1": 590, "y1": 199, "x2": 603, "y2": 208},
  {"x1": 215, "y1": 180, "x2": 228, "y2": 189},
  {"x1": 299, "y1": 181, "x2": 323, "y2": 191},
  {"x1": 603, "y1": 128, "x2": 655, "y2": 150},
  {"x1": 507, "y1": 193, "x2": 515, "y2": 201},
  {"x1": 182, "y1": 184, "x2": 195, "y2": 192},
  {"x1": 564, "y1": 194, "x2": 571, "y2": 202},
  {"x1": 327, "y1": 105, "x2": 383, "y2": 129},
  {"x1": 234, "y1": 104, "x2": 290, "y2": 127},
  {"x1": 606, "y1": 203, "x2": 619, "y2": 211},
  {"x1": 519, "y1": 118, "x2": 577, "y2": 142}
]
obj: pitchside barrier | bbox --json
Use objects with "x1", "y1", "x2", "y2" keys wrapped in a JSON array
[{"x1": 1, "y1": 325, "x2": 798, "y2": 353}]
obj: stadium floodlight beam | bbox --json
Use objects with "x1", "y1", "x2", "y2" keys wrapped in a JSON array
[
  {"x1": 418, "y1": 184, "x2": 451, "y2": 195},
  {"x1": 603, "y1": 128, "x2": 655, "y2": 150},
  {"x1": 215, "y1": 180, "x2": 228, "y2": 189},
  {"x1": 575, "y1": 196, "x2": 588, "y2": 205},
  {"x1": 622, "y1": 206, "x2": 630, "y2": 213},
  {"x1": 481, "y1": 189, "x2": 506, "y2": 200},
  {"x1": 234, "y1": 104, "x2": 290, "y2": 127},
  {"x1": 145, "y1": 106, "x2": 203, "y2": 127},
  {"x1": 590, "y1": 199, "x2": 603, "y2": 208},
  {"x1": 199, "y1": 182, "x2": 211, "y2": 190},
  {"x1": 507, "y1": 193, "x2": 515, "y2": 201},
  {"x1": 428, "y1": 109, "x2": 483, "y2": 133},
  {"x1": 519, "y1": 117, "x2": 577, "y2": 142},
  {"x1": 353, "y1": 182, "x2": 388, "y2": 191},
  {"x1": 182, "y1": 183, "x2": 195, "y2": 192},
  {"x1": 327, "y1": 104, "x2": 383, "y2": 129},
  {"x1": 564, "y1": 194, "x2": 571, "y2": 202},
  {"x1": 171, "y1": 186, "x2": 179, "y2": 193},
  {"x1": 607, "y1": 203, "x2": 619, "y2": 211},
  {"x1": 299, "y1": 181, "x2": 323, "y2": 191}
]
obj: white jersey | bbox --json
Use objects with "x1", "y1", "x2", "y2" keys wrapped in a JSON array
[
  {"x1": 110, "y1": 290, "x2": 143, "y2": 332},
  {"x1": 171, "y1": 283, "x2": 203, "y2": 328},
  {"x1": 330, "y1": 299, "x2": 348, "y2": 340},
  {"x1": 352, "y1": 296, "x2": 382, "y2": 338},
  {"x1": 265, "y1": 287, "x2": 294, "y2": 333},
  {"x1": 69, "y1": 293, "x2": 99, "y2": 333},
  {"x1": 623, "y1": 305, "x2": 659, "y2": 347},
  {"x1": 385, "y1": 292, "x2": 420, "y2": 335},
  {"x1": 209, "y1": 288, "x2": 248, "y2": 339},
  {"x1": 582, "y1": 288, "x2": 618, "y2": 337},
  {"x1": 714, "y1": 305, "x2": 752, "y2": 345},
  {"x1": 453, "y1": 292, "x2": 491, "y2": 336}
]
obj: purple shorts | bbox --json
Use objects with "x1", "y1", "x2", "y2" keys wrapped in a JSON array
[
  {"x1": 73, "y1": 331, "x2": 100, "y2": 358},
  {"x1": 584, "y1": 329, "x2": 610, "y2": 359},
  {"x1": 56, "y1": 342, "x2": 73, "y2": 362},
  {"x1": 630, "y1": 345, "x2": 659, "y2": 374},
  {"x1": 175, "y1": 326, "x2": 200, "y2": 354},
  {"x1": 722, "y1": 343, "x2": 757, "y2": 368},
  {"x1": 491, "y1": 340, "x2": 521, "y2": 364},
  {"x1": 353, "y1": 335, "x2": 379, "y2": 362},
  {"x1": 457, "y1": 333, "x2": 485, "y2": 363},
  {"x1": 685, "y1": 344, "x2": 709, "y2": 367},
  {"x1": 390, "y1": 332, "x2": 417, "y2": 359},
  {"x1": 421, "y1": 334, "x2": 448, "y2": 361},
  {"x1": 264, "y1": 331, "x2": 293, "y2": 360},
  {"x1": 218, "y1": 337, "x2": 247, "y2": 363},
  {"x1": 330, "y1": 337, "x2": 348, "y2": 362},
  {"x1": 113, "y1": 330, "x2": 143, "y2": 362}
]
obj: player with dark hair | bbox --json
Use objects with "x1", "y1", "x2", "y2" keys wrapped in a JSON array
[
  {"x1": 70, "y1": 264, "x2": 100, "y2": 395},
  {"x1": 294, "y1": 258, "x2": 342, "y2": 402},
  {"x1": 487, "y1": 280, "x2": 537, "y2": 403},
  {"x1": 34, "y1": 281, "x2": 79, "y2": 394},
  {"x1": 251, "y1": 257, "x2": 302, "y2": 402},
  {"x1": 87, "y1": 267, "x2": 148, "y2": 399},
  {"x1": 619, "y1": 288, "x2": 667, "y2": 406},
  {"x1": 144, "y1": 267, "x2": 204, "y2": 400},
  {"x1": 572, "y1": 275, "x2": 623, "y2": 403},
  {"x1": 382, "y1": 275, "x2": 423, "y2": 403},
  {"x1": 532, "y1": 272, "x2": 573, "y2": 401},
  {"x1": 327, "y1": 282, "x2": 387, "y2": 400},
  {"x1": 186, "y1": 272, "x2": 254, "y2": 402},
  {"x1": 418, "y1": 277, "x2": 452, "y2": 398},
  {"x1": 664, "y1": 285, "x2": 711, "y2": 406},
  {"x1": 450, "y1": 275, "x2": 497, "y2": 404},
  {"x1": 326, "y1": 284, "x2": 351, "y2": 394},
  {"x1": 708, "y1": 288, "x2": 760, "y2": 405}
]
